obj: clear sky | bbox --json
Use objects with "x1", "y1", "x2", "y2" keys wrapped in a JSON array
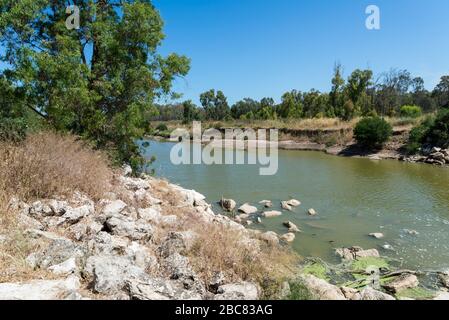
[{"x1": 153, "y1": 0, "x2": 449, "y2": 105}]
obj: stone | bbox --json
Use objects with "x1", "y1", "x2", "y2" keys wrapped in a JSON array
[
  {"x1": 125, "y1": 242, "x2": 158, "y2": 271},
  {"x1": 340, "y1": 286, "x2": 358, "y2": 300},
  {"x1": 61, "y1": 205, "x2": 93, "y2": 225},
  {"x1": 215, "y1": 282, "x2": 258, "y2": 300},
  {"x1": 158, "y1": 231, "x2": 198, "y2": 258},
  {"x1": 48, "y1": 257, "x2": 77, "y2": 275},
  {"x1": 283, "y1": 221, "x2": 301, "y2": 233},
  {"x1": 286, "y1": 199, "x2": 301, "y2": 207},
  {"x1": 47, "y1": 200, "x2": 70, "y2": 216},
  {"x1": 280, "y1": 233, "x2": 296, "y2": 243},
  {"x1": 0, "y1": 276, "x2": 81, "y2": 300},
  {"x1": 352, "y1": 287, "x2": 396, "y2": 300},
  {"x1": 102, "y1": 200, "x2": 127, "y2": 216},
  {"x1": 122, "y1": 164, "x2": 133, "y2": 177},
  {"x1": 126, "y1": 278, "x2": 202, "y2": 300},
  {"x1": 238, "y1": 203, "x2": 258, "y2": 215},
  {"x1": 259, "y1": 231, "x2": 279, "y2": 246},
  {"x1": 120, "y1": 176, "x2": 151, "y2": 191},
  {"x1": 259, "y1": 200, "x2": 272, "y2": 208},
  {"x1": 300, "y1": 275, "x2": 346, "y2": 300},
  {"x1": 29, "y1": 201, "x2": 53, "y2": 217},
  {"x1": 433, "y1": 291, "x2": 449, "y2": 300},
  {"x1": 88, "y1": 232, "x2": 130, "y2": 256},
  {"x1": 137, "y1": 207, "x2": 162, "y2": 223},
  {"x1": 84, "y1": 255, "x2": 149, "y2": 294},
  {"x1": 381, "y1": 244, "x2": 394, "y2": 251},
  {"x1": 162, "y1": 253, "x2": 195, "y2": 280},
  {"x1": 369, "y1": 233, "x2": 384, "y2": 239},
  {"x1": 335, "y1": 247, "x2": 380, "y2": 261},
  {"x1": 383, "y1": 274, "x2": 419, "y2": 293},
  {"x1": 17, "y1": 213, "x2": 44, "y2": 230},
  {"x1": 66, "y1": 218, "x2": 103, "y2": 241},
  {"x1": 220, "y1": 198, "x2": 236, "y2": 212},
  {"x1": 236, "y1": 213, "x2": 250, "y2": 220},
  {"x1": 104, "y1": 215, "x2": 153, "y2": 241},
  {"x1": 308, "y1": 208, "x2": 318, "y2": 216},
  {"x1": 209, "y1": 272, "x2": 226, "y2": 293},
  {"x1": 262, "y1": 210, "x2": 282, "y2": 218},
  {"x1": 281, "y1": 201, "x2": 293, "y2": 211},
  {"x1": 439, "y1": 272, "x2": 449, "y2": 288},
  {"x1": 403, "y1": 229, "x2": 419, "y2": 236}
]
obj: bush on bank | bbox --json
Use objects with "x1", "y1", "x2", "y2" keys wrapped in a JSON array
[
  {"x1": 354, "y1": 117, "x2": 393, "y2": 149},
  {"x1": 400, "y1": 105, "x2": 422, "y2": 118},
  {"x1": 407, "y1": 109, "x2": 449, "y2": 153}
]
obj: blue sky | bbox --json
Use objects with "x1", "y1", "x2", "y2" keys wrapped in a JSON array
[{"x1": 153, "y1": 0, "x2": 449, "y2": 104}]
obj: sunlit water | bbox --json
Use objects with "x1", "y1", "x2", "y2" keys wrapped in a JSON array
[{"x1": 142, "y1": 140, "x2": 449, "y2": 271}]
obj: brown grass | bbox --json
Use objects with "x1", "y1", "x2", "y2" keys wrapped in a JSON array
[{"x1": 0, "y1": 131, "x2": 114, "y2": 202}]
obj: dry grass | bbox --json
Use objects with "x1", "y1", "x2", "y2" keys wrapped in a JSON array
[{"x1": 0, "y1": 131, "x2": 114, "y2": 202}]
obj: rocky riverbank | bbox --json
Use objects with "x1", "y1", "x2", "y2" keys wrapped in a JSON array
[{"x1": 1, "y1": 168, "x2": 449, "y2": 300}]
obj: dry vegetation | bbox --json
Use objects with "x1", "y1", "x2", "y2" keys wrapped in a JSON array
[{"x1": 0, "y1": 131, "x2": 114, "y2": 202}]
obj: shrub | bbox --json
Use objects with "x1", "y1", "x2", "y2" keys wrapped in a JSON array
[
  {"x1": 425, "y1": 109, "x2": 449, "y2": 148},
  {"x1": 400, "y1": 105, "x2": 422, "y2": 118},
  {"x1": 0, "y1": 117, "x2": 28, "y2": 143},
  {"x1": 0, "y1": 131, "x2": 113, "y2": 201},
  {"x1": 354, "y1": 117, "x2": 393, "y2": 148},
  {"x1": 156, "y1": 123, "x2": 168, "y2": 132}
]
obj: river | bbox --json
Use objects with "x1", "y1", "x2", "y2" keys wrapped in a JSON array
[{"x1": 142, "y1": 140, "x2": 449, "y2": 271}]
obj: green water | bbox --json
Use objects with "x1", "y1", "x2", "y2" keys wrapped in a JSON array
[{"x1": 142, "y1": 140, "x2": 449, "y2": 270}]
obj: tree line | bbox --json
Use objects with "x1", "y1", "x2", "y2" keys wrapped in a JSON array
[{"x1": 155, "y1": 65, "x2": 449, "y2": 123}]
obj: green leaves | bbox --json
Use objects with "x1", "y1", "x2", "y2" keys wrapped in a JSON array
[{"x1": 0, "y1": 0, "x2": 190, "y2": 170}]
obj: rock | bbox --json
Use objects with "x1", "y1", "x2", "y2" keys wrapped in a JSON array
[
  {"x1": 433, "y1": 291, "x2": 449, "y2": 300},
  {"x1": 84, "y1": 255, "x2": 149, "y2": 294},
  {"x1": 17, "y1": 213, "x2": 44, "y2": 230},
  {"x1": 383, "y1": 274, "x2": 419, "y2": 293},
  {"x1": 283, "y1": 221, "x2": 301, "y2": 233},
  {"x1": 260, "y1": 231, "x2": 279, "y2": 246},
  {"x1": 209, "y1": 272, "x2": 226, "y2": 293},
  {"x1": 340, "y1": 286, "x2": 358, "y2": 300},
  {"x1": 66, "y1": 218, "x2": 103, "y2": 241},
  {"x1": 281, "y1": 201, "x2": 293, "y2": 211},
  {"x1": 61, "y1": 205, "x2": 94, "y2": 225},
  {"x1": 236, "y1": 213, "x2": 250, "y2": 220},
  {"x1": 308, "y1": 208, "x2": 318, "y2": 216},
  {"x1": 47, "y1": 200, "x2": 70, "y2": 216},
  {"x1": 215, "y1": 282, "x2": 259, "y2": 300},
  {"x1": 88, "y1": 232, "x2": 130, "y2": 256},
  {"x1": 122, "y1": 164, "x2": 133, "y2": 177},
  {"x1": 259, "y1": 200, "x2": 272, "y2": 208},
  {"x1": 125, "y1": 242, "x2": 158, "y2": 271},
  {"x1": 120, "y1": 176, "x2": 151, "y2": 191},
  {"x1": 280, "y1": 233, "x2": 295, "y2": 243},
  {"x1": 238, "y1": 203, "x2": 258, "y2": 215},
  {"x1": 369, "y1": 233, "x2": 384, "y2": 239},
  {"x1": 431, "y1": 147, "x2": 442, "y2": 153},
  {"x1": 335, "y1": 247, "x2": 380, "y2": 261},
  {"x1": 439, "y1": 272, "x2": 449, "y2": 288},
  {"x1": 162, "y1": 253, "x2": 195, "y2": 280},
  {"x1": 300, "y1": 275, "x2": 346, "y2": 300},
  {"x1": 137, "y1": 207, "x2": 162, "y2": 223},
  {"x1": 158, "y1": 231, "x2": 198, "y2": 258},
  {"x1": 286, "y1": 199, "x2": 301, "y2": 207},
  {"x1": 403, "y1": 229, "x2": 419, "y2": 236},
  {"x1": 262, "y1": 210, "x2": 282, "y2": 218},
  {"x1": 381, "y1": 244, "x2": 394, "y2": 251},
  {"x1": 104, "y1": 215, "x2": 153, "y2": 241},
  {"x1": 126, "y1": 278, "x2": 202, "y2": 300},
  {"x1": 102, "y1": 200, "x2": 127, "y2": 216},
  {"x1": 256, "y1": 217, "x2": 262, "y2": 224},
  {"x1": 25, "y1": 232, "x2": 84, "y2": 269},
  {"x1": 220, "y1": 198, "x2": 236, "y2": 212},
  {"x1": 0, "y1": 276, "x2": 81, "y2": 300},
  {"x1": 29, "y1": 201, "x2": 53, "y2": 217},
  {"x1": 352, "y1": 287, "x2": 396, "y2": 300},
  {"x1": 48, "y1": 257, "x2": 77, "y2": 275}
]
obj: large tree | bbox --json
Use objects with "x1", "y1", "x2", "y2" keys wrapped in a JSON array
[
  {"x1": 200, "y1": 89, "x2": 230, "y2": 120},
  {"x1": 0, "y1": 0, "x2": 190, "y2": 169},
  {"x1": 433, "y1": 76, "x2": 449, "y2": 109}
]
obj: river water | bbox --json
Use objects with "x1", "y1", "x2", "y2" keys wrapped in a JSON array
[{"x1": 142, "y1": 140, "x2": 449, "y2": 271}]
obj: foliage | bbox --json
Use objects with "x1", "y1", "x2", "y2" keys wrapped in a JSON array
[
  {"x1": 0, "y1": 117, "x2": 27, "y2": 143},
  {"x1": 286, "y1": 280, "x2": 314, "y2": 300},
  {"x1": 301, "y1": 261, "x2": 329, "y2": 281},
  {"x1": 424, "y1": 109, "x2": 449, "y2": 148},
  {"x1": 395, "y1": 287, "x2": 435, "y2": 300},
  {"x1": 0, "y1": 0, "x2": 190, "y2": 172},
  {"x1": 400, "y1": 105, "x2": 422, "y2": 118},
  {"x1": 350, "y1": 257, "x2": 390, "y2": 272},
  {"x1": 200, "y1": 89, "x2": 231, "y2": 120},
  {"x1": 156, "y1": 123, "x2": 169, "y2": 132},
  {"x1": 354, "y1": 117, "x2": 393, "y2": 148},
  {"x1": 432, "y1": 76, "x2": 449, "y2": 109}
]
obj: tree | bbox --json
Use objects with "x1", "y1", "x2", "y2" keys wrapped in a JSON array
[
  {"x1": 302, "y1": 90, "x2": 330, "y2": 118},
  {"x1": 330, "y1": 63, "x2": 346, "y2": 118},
  {"x1": 200, "y1": 89, "x2": 230, "y2": 120},
  {"x1": 433, "y1": 76, "x2": 449, "y2": 109},
  {"x1": 0, "y1": 0, "x2": 190, "y2": 170},
  {"x1": 256, "y1": 97, "x2": 277, "y2": 120},
  {"x1": 182, "y1": 100, "x2": 200, "y2": 123},
  {"x1": 278, "y1": 90, "x2": 302, "y2": 119},
  {"x1": 231, "y1": 98, "x2": 260, "y2": 119},
  {"x1": 345, "y1": 69, "x2": 373, "y2": 116},
  {"x1": 374, "y1": 69, "x2": 412, "y2": 116}
]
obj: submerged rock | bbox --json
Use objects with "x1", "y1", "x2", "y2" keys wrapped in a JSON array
[
  {"x1": 335, "y1": 247, "x2": 380, "y2": 261},
  {"x1": 259, "y1": 200, "x2": 272, "y2": 208},
  {"x1": 383, "y1": 274, "x2": 419, "y2": 293},
  {"x1": 286, "y1": 199, "x2": 301, "y2": 207},
  {"x1": 220, "y1": 198, "x2": 236, "y2": 212},
  {"x1": 262, "y1": 210, "x2": 282, "y2": 218},
  {"x1": 369, "y1": 233, "x2": 384, "y2": 239},
  {"x1": 280, "y1": 233, "x2": 296, "y2": 243},
  {"x1": 283, "y1": 221, "x2": 301, "y2": 233},
  {"x1": 281, "y1": 201, "x2": 293, "y2": 211},
  {"x1": 308, "y1": 208, "x2": 318, "y2": 216},
  {"x1": 238, "y1": 203, "x2": 258, "y2": 215}
]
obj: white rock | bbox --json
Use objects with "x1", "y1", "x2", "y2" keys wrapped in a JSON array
[
  {"x1": 369, "y1": 233, "x2": 384, "y2": 239},
  {"x1": 280, "y1": 233, "x2": 296, "y2": 243},
  {"x1": 335, "y1": 247, "x2": 380, "y2": 261},
  {"x1": 48, "y1": 258, "x2": 77, "y2": 275},
  {"x1": 0, "y1": 276, "x2": 81, "y2": 300},
  {"x1": 287, "y1": 199, "x2": 301, "y2": 207},
  {"x1": 300, "y1": 275, "x2": 346, "y2": 300},
  {"x1": 352, "y1": 287, "x2": 396, "y2": 300},
  {"x1": 137, "y1": 207, "x2": 162, "y2": 223},
  {"x1": 259, "y1": 200, "x2": 273, "y2": 208},
  {"x1": 122, "y1": 164, "x2": 133, "y2": 176},
  {"x1": 383, "y1": 274, "x2": 419, "y2": 293},
  {"x1": 102, "y1": 200, "x2": 127, "y2": 216},
  {"x1": 220, "y1": 198, "x2": 236, "y2": 212},
  {"x1": 262, "y1": 210, "x2": 282, "y2": 218},
  {"x1": 260, "y1": 231, "x2": 279, "y2": 246},
  {"x1": 281, "y1": 201, "x2": 293, "y2": 211},
  {"x1": 434, "y1": 291, "x2": 449, "y2": 300},
  {"x1": 215, "y1": 282, "x2": 259, "y2": 300},
  {"x1": 308, "y1": 208, "x2": 318, "y2": 216},
  {"x1": 238, "y1": 203, "x2": 258, "y2": 215},
  {"x1": 283, "y1": 221, "x2": 301, "y2": 233}
]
